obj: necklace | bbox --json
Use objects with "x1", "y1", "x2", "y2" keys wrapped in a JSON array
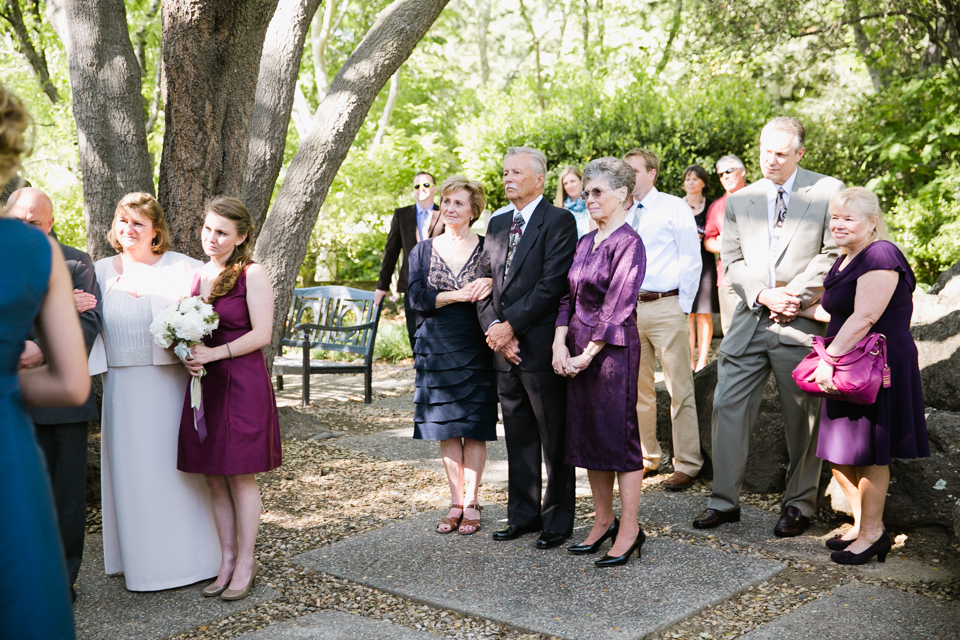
[{"x1": 685, "y1": 195, "x2": 705, "y2": 210}]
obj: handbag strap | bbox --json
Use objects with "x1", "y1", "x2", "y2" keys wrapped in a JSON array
[{"x1": 813, "y1": 333, "x2": 886, "y2": 367}]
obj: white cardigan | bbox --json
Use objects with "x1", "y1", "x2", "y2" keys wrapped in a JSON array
[{"x1": 88, "y1": 251, "x2": 202, "y2": 372}]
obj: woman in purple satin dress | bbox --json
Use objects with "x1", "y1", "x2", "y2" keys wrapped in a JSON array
[
  {"x1": 798, "y1": 187, "x2": 928, "y2": 566},
  {"x1": 553, "y1": 158, "x2": 647, "y2": 567},
  {"x1": 178, "y1": 197, "x2": 282, "y2": 601}
]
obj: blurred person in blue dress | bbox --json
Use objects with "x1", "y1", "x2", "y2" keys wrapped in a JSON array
[
  {"x1": 407, "y1": 176, "x2": 496, "y2": 536},
  {"x1": 0, "y1": 83, "x2": 90, "y2": 640},
  {"x1": 554, "y1": 165, "x2": 595, "y2": 238}
]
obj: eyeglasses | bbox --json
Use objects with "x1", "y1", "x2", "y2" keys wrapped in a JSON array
[
  {"x1": 717, "y1": 168, "x2": 741, "y2": 176},
  {"x1": 581, "y1": 188, "x2": 615, "y2": 201},
  {"x1": 414, "y1": 182, "x2": 434, "y2": 189}
]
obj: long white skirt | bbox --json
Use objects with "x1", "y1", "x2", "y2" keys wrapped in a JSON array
[{"x1": 101, "y1": 363, "x2": 221, "y2": 591}]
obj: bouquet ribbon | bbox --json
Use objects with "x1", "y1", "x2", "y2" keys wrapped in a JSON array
[{"x1": 191, "y1": 375, "x2": 208, "y2": 444}]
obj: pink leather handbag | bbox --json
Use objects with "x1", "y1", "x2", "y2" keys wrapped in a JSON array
[{"x1": 791, "y1": 333, "x2": 891, "y2": 405}]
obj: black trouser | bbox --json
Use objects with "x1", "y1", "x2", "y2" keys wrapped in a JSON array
[
  {"x1": 497, "y1": 368, "x2": 576, "y2": 535},
  {"x1": 404, "y1": 294, "x2": 418, "y2": 353},
  {"x1": 35, "y1": 422, "x2": 88, "y2": 587}
]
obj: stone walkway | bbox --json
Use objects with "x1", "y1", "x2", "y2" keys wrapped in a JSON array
[{"x1": 74, "y1": 369, "x2": 959, "y2": 640}]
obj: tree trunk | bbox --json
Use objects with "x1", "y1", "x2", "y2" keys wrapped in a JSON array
[
  {"x1": 310, "y1": 0, "x2": 345, "y2": 99},
  {"x1": 654, "y1": 0, "x2": 682, "y2": 76},
  {"x1": 3, "y1": 0, "x2": 61, "y2": 103},
  {"x1": 242, "y1": 0, "x2": 322, "y2": 232},
  {"x1": 846, "y1": 0, "x2": 882, "y2": 91},
  {"x1": 582, "y1": 0, "x2": 589, "y2": 65},
  {"x1": 158, "y1": 0, "x2": 279, "y2": 258},
  {"x1": 255, "y1": 0, "x2": 451, "y2": 361},
  {"x1": 370, "y1": 69, "x2": 401, "y2": 152},
  {"x1": 477, "y1": 0, "x2": 491, "y2": 84},
  {"x1": 46, "y1": 0, "x2": 154, "y2": 260},
  {"x1": 518, "y1": 0, "x2": 545, "y2": 112}
]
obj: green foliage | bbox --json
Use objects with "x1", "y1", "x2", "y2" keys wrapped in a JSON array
[{"x1": 372, "y1": 319, "x2": 413, "y2": 362}]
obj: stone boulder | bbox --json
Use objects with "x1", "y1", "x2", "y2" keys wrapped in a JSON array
[
  {"x1": 882, "y1": 409, "x2": 960, "y2": 530},
  {"x1": 929, "y1": 259, "x2": 960, "y2": 296},
  {"x1": 655, "y1": 361, "x2": 790, "y2": 493},
  {"x1": 910, "y1": 294, "x2": 960, "y2": 412}
]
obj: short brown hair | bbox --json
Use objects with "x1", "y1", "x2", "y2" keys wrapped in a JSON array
[
  {"x1": 682, "y1": 164, "x2": 710, "y2": 187},
  {"x1": 439, "y1": 175, "x2": 486, "y2": 223},
  {"x1": 108, "y1": 192, "x2": 171, "y2": 255},
  {"x1": 623, "y1": 148, "x2": 660, "y2": 183}
]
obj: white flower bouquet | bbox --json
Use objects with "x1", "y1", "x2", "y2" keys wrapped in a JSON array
[{"x1": 149, "y1": 296, "x2": 219, "y2": 441}]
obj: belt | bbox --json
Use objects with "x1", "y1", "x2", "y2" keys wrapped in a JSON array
[{"x1": 637, "y1": 289, "x2": 679, "y2": 303}]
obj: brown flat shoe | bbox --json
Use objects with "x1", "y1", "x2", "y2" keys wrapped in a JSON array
[
  {"x1": 436, "y1": 504, "x2": 463, "y2": 534},
  {"x1": 458, "y1": 504, "x2": 483, "y2": 536},
  {"x1": 774, "y1": 505, "x2": 811, "y2": 537},
  {"x1": 692, "y1": 507, "x2": 741, "y2": 529},
  {"x1": 662, "y1": 471, "x2": 696, "y2": 491}
]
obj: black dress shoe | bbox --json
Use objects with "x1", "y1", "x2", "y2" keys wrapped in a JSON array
[
  {"x1": 774, "y1": 505, "x2": 810, "y2": 538},
  {"x1": 536, "y1": 530, "x2": 569, "y2": 549},
  {"x1": 830, "y1": 532, "x2": 892, "y2": 565},
  {"x1": 595, "y1": 527, "x2": 646, "y2": 567},
  {"x1": 825, "y1": 534, "x2": 855, "y2": 551},
  {"x1": 568, "y1": 518, "x2": 619, "y2": 555},
  {"x1": 692, "y1": 507, "x2": 741, "y2": 529},
  {"x1": 492, "y1": 523, "x2": 540, "y2": 541}
]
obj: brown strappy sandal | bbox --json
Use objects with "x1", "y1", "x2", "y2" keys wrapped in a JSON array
[
  {"x1": 458, "y1": 504, "x2": 483, "y2": 536},
  {"x1": 436, "y1": 504, "x2": 463, "y2": 534}
]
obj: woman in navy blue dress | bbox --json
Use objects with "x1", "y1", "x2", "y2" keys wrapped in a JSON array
[
  {"x1": 407, "y1": 176, "x2": 495, "y2": 536},
  {"x1": 798, "y1": 187, "x2": 928, "y2": 565},
  {"x1": 0, "y1": 85, "x2": 91, "y2": 639}
]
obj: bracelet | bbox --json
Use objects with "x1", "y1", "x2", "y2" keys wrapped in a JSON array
[{"x1": 226, "y1": 342, "x2": 234, "y2": 359}]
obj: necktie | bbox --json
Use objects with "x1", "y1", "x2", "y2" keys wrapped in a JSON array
[
  {"x1": 504, "y1": 210, "x2": 524, "y2": 277},
  {"x1": 771, "y1": 187, "x2": 787, "y2": 251}
]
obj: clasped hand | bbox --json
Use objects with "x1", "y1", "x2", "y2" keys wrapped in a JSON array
[
  {"x1": 806, "y1": 359, "x2": 838, "y2": 394},
  {"x1": 183, "y1": 344, "x2": 216, "y2": 377},
  {"x1": 551, "y1": 343, "x2": 590, "y2": 378},
  {"x1": 758, "y1": 287, "x2": 801, "y2": 320}
]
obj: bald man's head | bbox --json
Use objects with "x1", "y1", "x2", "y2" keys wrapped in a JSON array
[{"x1": 8, "y1": 187, "x2": 54, "y2": 234}]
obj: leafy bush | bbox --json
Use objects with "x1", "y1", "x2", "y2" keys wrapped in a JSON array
[{"x1": 373, "y1": 319, "x2": 413, "y2": 363}]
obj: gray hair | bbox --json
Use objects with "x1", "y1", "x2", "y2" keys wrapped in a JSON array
[
  {"x1": 760, "y1": 116, "x2": 806, "y2": 151},
  {"x1": 829, "y1": 187, "x2": 888, "y2": 246},
  {"x1": 505, "y1": 147, "x2": 547, "y2": 177},
  {"x1": 583, "y1": 157, "x2": 636, "y2": 200},
  {"x1": 716, "y1": 154, "x2": 745, "y2": 171}
]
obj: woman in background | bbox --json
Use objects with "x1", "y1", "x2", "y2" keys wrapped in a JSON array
[
  {"x1": 555, "y1": 165, "x2": 594, "y2": 239},
  {"x1": 95, "y1": 193, "x2": 221, "y2": 591},
  {"x1": 179, "y1": 197, "x2": 282, "y2": 601},
  {"x1": 0, "y1": 84, "x2": 88, "y2": 639},
  {"x1": 407, "y1": 176, "x2": 496, "y2": 536},
  {"x1": 682, "y1": 164, "x2": 717, "y2": 371}
]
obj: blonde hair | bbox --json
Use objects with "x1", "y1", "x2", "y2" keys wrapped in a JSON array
[
  {"x1": 0, "y1": 85, "x2": 31, "y2": 187},
  {"x1": 108, "y1": 192, "x2": 171, "y2": 254},
  {"x1": 623, "y1": 148, "x2": 660, "y2": 183},
  {"x1": 205, "y1": 197, "x2": 255, "y2": 304},
  {"x1": 554, "y1": 165, "x2": 582, "y2": 207},
  {"x1": 829, "y1": 187, "x2": 889, "y2": 252},
  {"x1": 439, "y1": 175, "x2": 486, "y2": 223}
]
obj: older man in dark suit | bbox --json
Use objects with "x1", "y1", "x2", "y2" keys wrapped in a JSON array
[
  {"x1": 477, "y1": 147, "x2": 578, "y2": 549},
  {"x1": 11, "y1": 187, "x2": 102, "y2": 599},
  {"x1": 375, "y1": 171, "x2": 445, "y2": 349},
  {"x1": 693, "y1": 118, "x2": 843, "y2": 537}
]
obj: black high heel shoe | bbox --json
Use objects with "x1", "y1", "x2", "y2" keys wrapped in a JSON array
[
  {"x1": 825, "y1": 534, "x2": 855, "y2": 551},
  {"x1": 830, "y1": 532, "x2": 892, "y2": 565},
  {"x1": 595, "y1": 526, "x2": 645, "y2": 567},
  {"x1": 568, "y1": 518, "x2": 619, "y2": 555}
]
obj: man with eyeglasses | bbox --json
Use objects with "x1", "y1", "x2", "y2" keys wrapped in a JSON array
[
  {"x1": 375, "y1": 172, "x2": 445, "y2": 349},
  {"x1": 622, "y1": 148, "x2": 703, "y2": 492},
  {"x1": 704, "y1": 155, "x2": 749, "y2": 334}
]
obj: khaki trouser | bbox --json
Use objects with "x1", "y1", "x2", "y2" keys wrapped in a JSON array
[
  {"x1": 636, "y1": 296, "x2": 703, "y2": 476},
  {"x1": 717, "y1": 285, "x2": 740, "y2": 335}
]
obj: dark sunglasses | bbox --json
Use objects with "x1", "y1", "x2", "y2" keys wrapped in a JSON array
[
  {"x1": 414, "y1": 182, "x2": 434, "y2": 189},
  {"x1": 581, "y1": 187, "x2": 615, "y2": 200},
  {"x1": 717, "y1": 168, "x2": 740, "y2": 176}
]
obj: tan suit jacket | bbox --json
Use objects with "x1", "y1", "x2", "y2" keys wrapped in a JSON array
[{"x1": 719, "y1": 167, "x2": 843, "y2": 357}]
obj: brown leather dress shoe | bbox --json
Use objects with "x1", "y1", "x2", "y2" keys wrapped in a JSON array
[
  {"x1": 692, "y1": 507, "x2": 741, "y2": 529},
  {"x1": 774, "y1": 505, "x2": 811, "y2": 537},
  {"x1": 662, "y1": 471, "x2": 695, "y2": 491}
]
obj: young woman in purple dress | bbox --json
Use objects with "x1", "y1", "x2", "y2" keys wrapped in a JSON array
[
  {"x1": 797, "y1": 187, "x2": 928, "y2": 565},
  {"x1": 178, "y1": 197, "x2": 282, "y2": 600},
  {"x1": 552, "y1": 157, "x2": 647, "y2": 566}
]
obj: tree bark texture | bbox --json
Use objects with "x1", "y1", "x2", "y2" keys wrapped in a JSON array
[
  {"x1": 242, "y1": 0, "x2": 322, "y2": 231},
  {"x1": 46, "y1": 0, "x2": 154, "y2": 260},
  {"x1": 158, "y1": 0, "x2": 279, "y2": 258},
  {"x1": 255, "y1": 0, "x2": 451, "y2": 360}
]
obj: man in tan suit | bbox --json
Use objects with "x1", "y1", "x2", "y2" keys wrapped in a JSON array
[{"x1": 693, "y1": 117, "x2": 843, "y2": 536}]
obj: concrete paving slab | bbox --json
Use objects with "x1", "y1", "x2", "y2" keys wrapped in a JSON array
[
  {"x1": 338, "y1": 427, "x2": 593, "y2": 495},
  {"x1": 74, "y1": 534, "x2": 280, "y2": 640},
  {"x1": 739, "y1": 582, "x2": 960, "y2": 639},
  {"x1": 292, "y1": 504, "x2": 785, "y2": 640},
  {"x1": 231, "y1": 610, "x2": 436, "y2": 639}
]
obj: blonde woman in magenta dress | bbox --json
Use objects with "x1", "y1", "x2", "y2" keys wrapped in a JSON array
[{"x1": 94, "y1": 193, "x2": 220, "y2": 591}]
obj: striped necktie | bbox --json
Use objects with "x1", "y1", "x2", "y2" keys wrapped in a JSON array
[
  {"x1": 504, "y1": 210, "x2": 524, "y2": 277},
  {"x1": 771, "y1": 187, "x2": 787, "y2": 251}
]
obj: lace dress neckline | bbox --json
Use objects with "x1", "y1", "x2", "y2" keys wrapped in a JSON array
[{"x1": 427, "y1": 239, "x2": 483, "y2": 291}]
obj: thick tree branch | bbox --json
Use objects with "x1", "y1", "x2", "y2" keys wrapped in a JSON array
[
  {"x1": 2, "y1": 0, "x2": 60, "y2": 103},
  {"x1": 655, "y1": 0, "x2": 682, "y2": 76}
]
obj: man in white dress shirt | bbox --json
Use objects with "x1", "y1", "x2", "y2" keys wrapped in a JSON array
[{"x1": 623, "y1": 149, "x2": 703, "y2": 490}]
